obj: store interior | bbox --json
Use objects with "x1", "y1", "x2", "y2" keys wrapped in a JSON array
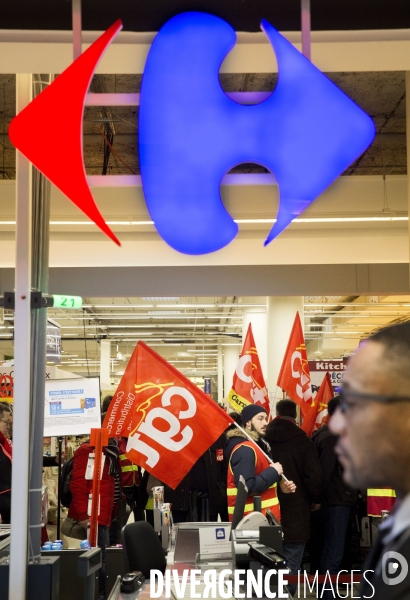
[
  {"x1": 1, "y1": 1, "x2": 410, "y2": 598},
  {"x1": 2, "y1": 294, "x2": 410, "y2": 388}
]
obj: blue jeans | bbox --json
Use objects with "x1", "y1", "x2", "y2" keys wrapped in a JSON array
[
  {"x1": 282, "y1": 541, "x2": 305, "y2": 597},
  {"x1": 320, "y1": 505, "x2": 351, "y2": 599}
]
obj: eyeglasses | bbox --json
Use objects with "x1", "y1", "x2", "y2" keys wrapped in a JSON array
[
  {"x1": 339, "y1": 386, "x2": 410, "y2": 414},
  {"x1": 0, "y1": 419, "x2": 12, "y2": 427}
]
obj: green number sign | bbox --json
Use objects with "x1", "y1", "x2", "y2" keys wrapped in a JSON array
[{"x1": 52, "y1": 295, "x2": 83, "y2": 309}]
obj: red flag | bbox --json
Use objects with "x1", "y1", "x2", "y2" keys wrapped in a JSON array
[
  {"x1": 103, "y1": 343, "x2": 140, "y2": 437},
  {"x1": 301, "y1": 372, "x2": 334, "y2": 436},
  {"x1": 228, "y1": 323, "x2": 269, "y2": 413},
  {"x1": 105, "y1": 341, "x2": 233, "y2": 489},
  {"x1": 277, "y1": 312, "x2": 313, "y2": 418}
]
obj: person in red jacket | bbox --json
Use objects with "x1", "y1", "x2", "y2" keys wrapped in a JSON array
[
  {"x1": 0, "y1": 403, "x2": 12, "y2": 524},
  {"x1": 68, "y1": 438, "x2": 121, "y2": 600}
]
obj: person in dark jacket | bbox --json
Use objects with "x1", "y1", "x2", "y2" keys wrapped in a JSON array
[
  {"x1": 312, "y1": 396, "x2": 357, "y2": 598},
  {"x1": 265, "y1": 399, "x2": 322, "y2": 597},
  {"x1": 0, "y1": 404, "x2": 12, "y2": 524},
  {"x1": 188, "y1": 433, "x2": 229, "y2": 521},
  {"x1": 141, "y1": 433, "x2": 229, "y2": 523}
]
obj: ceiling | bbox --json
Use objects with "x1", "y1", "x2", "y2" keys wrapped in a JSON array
[
  {"x1": 1, "y1": 3, "x2": 410, "y2": 382},
  {"x1": 0, "y1": 71, "x2": 406, "y2": 181},
  {"x1": 2, "y1": 0, "x2": 410, "y2": 32},
  {"x1": 2, "y1": 295, "x2": 410, "y2": 382}
]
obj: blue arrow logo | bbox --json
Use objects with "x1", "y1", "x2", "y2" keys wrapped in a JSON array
[{"x1": 139, "y1": 12, "x2": 375, "y2": 255}]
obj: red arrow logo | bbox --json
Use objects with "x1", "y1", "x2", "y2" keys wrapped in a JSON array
[{"x1": 9, "y1": 20, "x2": 122, "y2": 245}]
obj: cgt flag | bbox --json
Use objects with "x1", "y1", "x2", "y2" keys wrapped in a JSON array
[
  {"x1": 301, "y1": 372, "x2": 333, "y2": 436},
  {"x1": 103, "y1": 343, "x2": 140, "y2": 437},
  {"x1": 277, "y1": 312, "x2": 314, "y2": 419},
  {"x1": 228, "y1": 323, "x2": 269, "y2": 413},
  {"x1": 104, "y1": 341, "x2": 233, "y2": 489}
]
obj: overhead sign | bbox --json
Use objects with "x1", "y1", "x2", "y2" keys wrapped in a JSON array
[
  {"x1": 140, "y1": 12, "x2": 374, "y2": 254},
  {"x1": 308, "y1": 358, "x2": 348, "y2": 393},
  {"x1": 8, "y1": 13, "x2": 375, "y2": 255},
  {"x1": 44, "y1": 377, "x2": 101, "y2": 436}
]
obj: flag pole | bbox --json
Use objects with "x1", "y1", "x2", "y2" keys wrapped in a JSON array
[{"x1": 234, "y1": 423, "x2": 290, "y2": 483}]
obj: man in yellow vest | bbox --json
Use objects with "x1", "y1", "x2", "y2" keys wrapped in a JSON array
[{"x1": 225, "y1": 404, "x2": 296, "y2": 522}]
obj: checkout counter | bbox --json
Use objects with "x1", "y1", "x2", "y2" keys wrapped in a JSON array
[{"x1": 107, "y1": 510, "x2": 289, "y2": 600}]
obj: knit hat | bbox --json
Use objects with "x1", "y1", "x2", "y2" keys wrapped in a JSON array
[{"x1": 241, "y1": 404, "x2": 268, "y2": 426}]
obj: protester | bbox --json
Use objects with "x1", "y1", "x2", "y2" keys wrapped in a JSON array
[
  {"x1": 0, "y1": 403, "x2": 12, "y2": 524},
  {"x1": 68, "y1": 437, "x2": 121, "y2": 600},
  {"x1": 188, "y1": 433, "x2": 229, "y2": 521},
  {"x1": 141, "y1": 432, "x2": 228, "y2": 524},
  {"x1": 312, "y1": 396, "x2": 357, "y2": 597},
  {"x1": 265, "y1": 399, "x2": 322, "y2": 597},
  {"x1": 118, "y1": 436, "x2": 144, "y2": 521},
  {"x1": 225, "y1": 404, "x2": 296, "y2": 522},
  {"x1": 330, "y1": 321, "x2": 410, "y2": 600}
]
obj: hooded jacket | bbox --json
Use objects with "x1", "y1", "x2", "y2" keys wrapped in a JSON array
[
  {"x1": 225, "y1": 428, "x2": 280, "y2": 495},
  {"x1": 68, "y1": 441, "x2": 120, "y2": 526},
  {"x1": 265, "y1": 417, "x2": 322, "y2": 542},
  {"x1": 225, "y1": 428, "x2": 280, "y2": 520},
  {"x1": 312, "y1": 424, "x2": 357, "y2": 507}
]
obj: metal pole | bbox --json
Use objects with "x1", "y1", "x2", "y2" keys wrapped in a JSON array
[
  {"x1": 301, "y1": 0, "x2": 311, "y2": 60},
  {"x1": 72, "y1": 0, "x2": 82, "y2": 60},
  {"x1": 9, "y1": 73, "x2": 33, "y2": 600},
  {"x1": 406, "y1": 73, "x2": 410, "y2": 284},
  {"x1": 56, "y1": 437, "x2": 63, "y2": 540},
  {"x1": 29, "y1": 75, "x2": 51, "y2": 560},
  {"x1": 217, "y1": 343, "x2": 223, "y2": 404}
]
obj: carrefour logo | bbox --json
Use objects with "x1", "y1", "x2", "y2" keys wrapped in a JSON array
[{"x1": 9, "y1": 12, "x2": 375, "y2": 255}]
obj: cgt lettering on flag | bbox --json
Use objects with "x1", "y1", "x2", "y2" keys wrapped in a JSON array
[
  {"x1": 277, "y1": 312, "x2": 314, "y2": 420},
  {"x1": 228, "y1": 323, "x2": 269, "y2": 414},
  {"x1": 121, "y1": 342, "x2": 232, "y2": 489},
  {"x1": 128, "y1": 384, "x2": 196, "y2": 468},
  {"x1": 291, "y1": 344, "x2": 312, "y2": 404}
]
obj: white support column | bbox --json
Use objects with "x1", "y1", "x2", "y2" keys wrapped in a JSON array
[
  {"x1": 267, "y1": 297, "x2": 305, "y2": 401},
  {"x1": 9, "y1": 73, "x2": 32, "y2": 600},
  {"x1": 242, "y1": 303, "x2": 268, "y2": 381},
  {"x1": 301, "y1": 0, "x2": 311, "y2": 60},
  {"x1": 217, "y1": 343, "x2": 223, "y2": 404},
  {"x1": 223, "y1": 345, "x2": 241, "y2": 401},
  {"x1": 406, "y1": 72, "x2": 410, "y2": 279},
  {"x1": 72, "y1": 0, "x2": 82, "y2": 60},
  {"x1": 99, "y1": 339, "x2": 111, "y2": 390}
]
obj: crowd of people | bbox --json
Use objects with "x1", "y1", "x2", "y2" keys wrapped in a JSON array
[
  {"x1": 2, "y1": 319, "x2": 410, "y2": 600},
  {"x1": 71, "y1": 390, "x2": 359, "y2": 599}
]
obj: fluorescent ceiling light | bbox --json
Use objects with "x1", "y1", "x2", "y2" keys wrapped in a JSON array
[
  {"x1": 105, "y1": 323, "x2": 240, "y2": 329},
  {"x1": 0, "y1": 216, "x2": 399, "y2": 227},
  {"x1": 142, "y1": 297, "x2": 180, "y2": 301},
  {"x1": 305, "y1": 303, "x2": 410, "y2": 307},
  {"x1": 109, "y1": 332, "x2": 153, "y2": 336}
]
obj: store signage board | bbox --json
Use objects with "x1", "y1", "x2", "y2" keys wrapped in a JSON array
[
  {"x1": 8, "y1": 12, "x2": 375, "y2": 255},
  {"x1": 44, "y1": 376, "x2": 101, "y2": 437},
  {"x1": 309, "y1": 358, "x2": 348, "y2": 393}
]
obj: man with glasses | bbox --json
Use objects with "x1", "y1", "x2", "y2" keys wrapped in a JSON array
[
  {"x1": 330, "y1": 321, "x2": 410, "y2": 599},
  {"x1": 0, "y1": 403, "x2": 12, "y2": 524}
]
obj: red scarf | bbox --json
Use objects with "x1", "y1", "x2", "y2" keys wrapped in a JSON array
[{"x1": 0, "y1": 431, "x2": 12, "y2": 461}]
